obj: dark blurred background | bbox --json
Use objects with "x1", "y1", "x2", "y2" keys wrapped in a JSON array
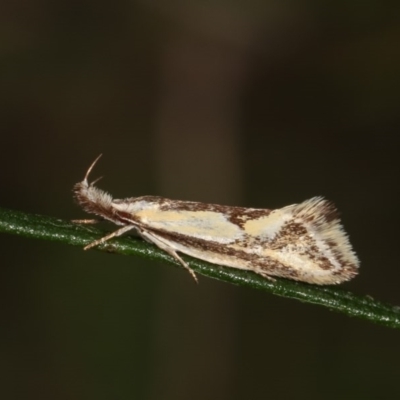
[{"x1": 1, "y1": 1, "x2": 399, "y2": 399}]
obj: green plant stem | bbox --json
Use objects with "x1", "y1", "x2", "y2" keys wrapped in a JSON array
[{"x1": 1, "y1": 206, "x2": 399, "y2": 329}]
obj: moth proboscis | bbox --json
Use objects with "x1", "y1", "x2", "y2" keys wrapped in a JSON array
[{"x1": 73, "y1": 155, "x2": 359, "y2": 285}]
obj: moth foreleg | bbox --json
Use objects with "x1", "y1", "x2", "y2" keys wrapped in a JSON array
[
  {"x1": 140, "y1": 230, "x2": 198, "y2": 283},
  {"x1": 84, "y1": 225, "x2": 136, "y2": 250}
]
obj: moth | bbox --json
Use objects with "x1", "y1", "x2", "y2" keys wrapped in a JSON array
[{"x1": 73, "y1": 155, "x2": 359, "y2": 284}]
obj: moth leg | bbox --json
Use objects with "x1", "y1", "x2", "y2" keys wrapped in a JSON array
[
  {"x1": 256, "y1": 270, "x2": 277, "y2": 282},
  {"x1": 140, "y1": 230, "x2": 198, "y2": 283},
  {"x1": 84, "y1": 225, "x2": 136, "y2": 250},
  {"x1": 72, "y1": 219, "x2": 100, "y2": 224}
]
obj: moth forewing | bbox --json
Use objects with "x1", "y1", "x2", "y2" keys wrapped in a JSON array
[{"x1": 73, "y1": 156, "x2": 359, "y2": 284}]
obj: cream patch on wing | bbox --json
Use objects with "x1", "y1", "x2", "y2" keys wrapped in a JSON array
[
  {"x1": 136, "y1": 209, "x2": 244, "y2": 243},
  {"x1": 243, "y1": 209, "x2": 292, "y2": 239},
  {"x1": 262, "y1": 247, "x2": 326, "y2": 274},
  {"x1": 112, "y1": 200, "x2": 157, "y2": 214},
  {"x1": 310, "y1": 233, "x2": 342, "y2": 270}
]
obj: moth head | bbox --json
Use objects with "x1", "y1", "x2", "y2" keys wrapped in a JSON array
[{"x1": 73, "y1": 154, "x2": 113, "y2": 217}]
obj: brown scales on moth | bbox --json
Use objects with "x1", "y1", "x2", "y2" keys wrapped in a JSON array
[{"x1": 73, "y1": 155, "x2": 360, "y2": 285}]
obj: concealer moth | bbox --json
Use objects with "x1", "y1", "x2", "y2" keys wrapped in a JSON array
[{"x1": 73, "y1": 155, "x2": 359, "y2": 284}]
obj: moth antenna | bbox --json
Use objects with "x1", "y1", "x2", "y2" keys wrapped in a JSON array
[
  {"x1": 91, "y1": 176, "x2": 103, "y2": 186},
  {"x1": 84, "y1": 154, "x2": 102, "y2": 183}
]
